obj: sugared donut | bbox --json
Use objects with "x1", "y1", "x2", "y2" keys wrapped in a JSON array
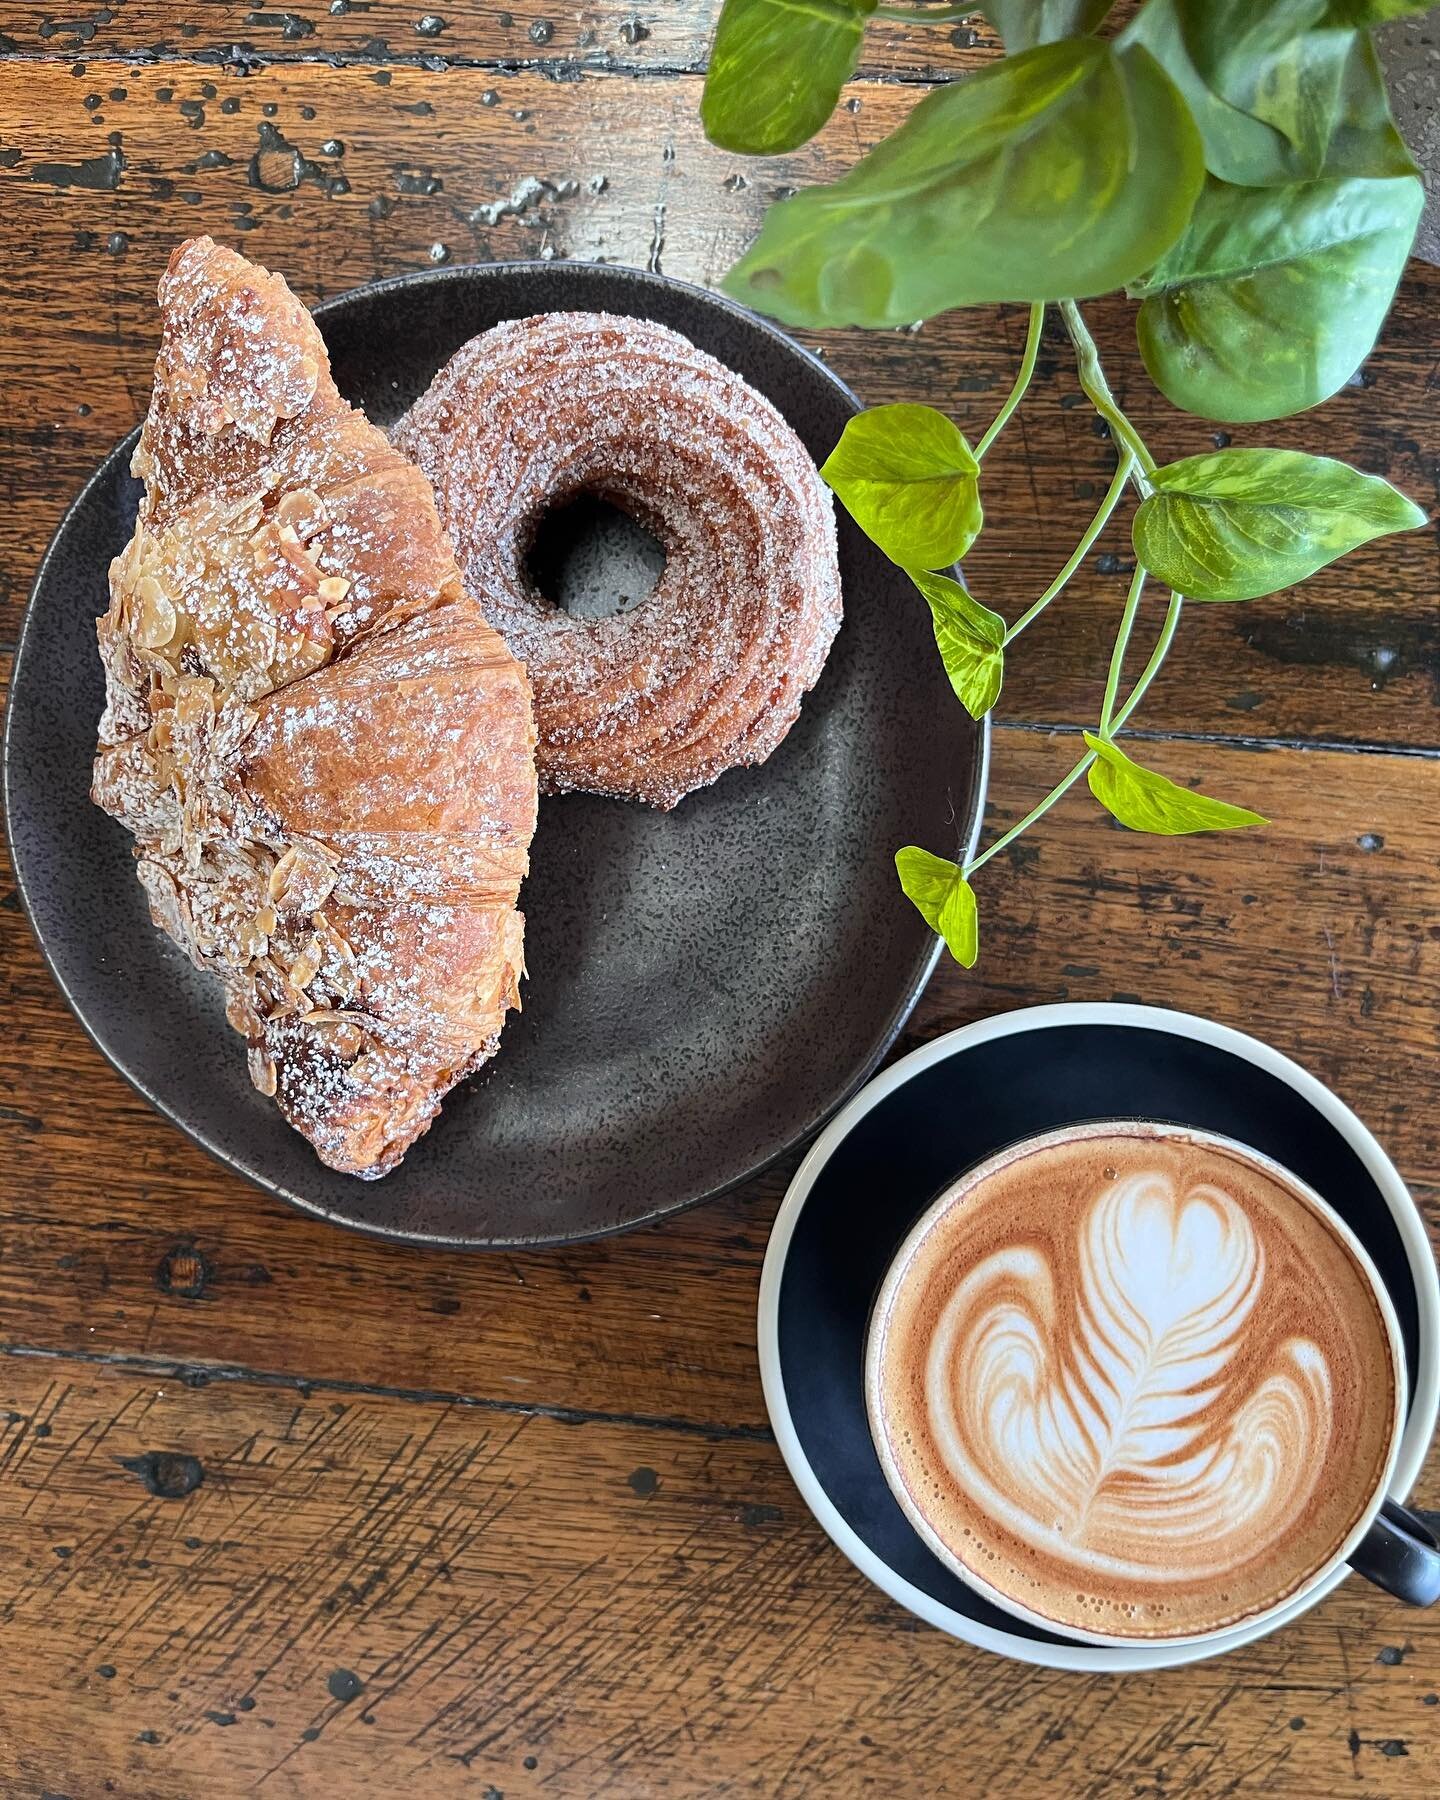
[{"x1": 393, "y1": 312, "x2": 842, "y2": 810}]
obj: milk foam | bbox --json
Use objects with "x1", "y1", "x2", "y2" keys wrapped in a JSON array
[{"x1": 874, "y1": 1132, "x2": 1398, "y2": 1639}]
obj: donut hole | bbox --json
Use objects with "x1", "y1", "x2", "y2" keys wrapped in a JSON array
[{"x1": 525, "y1": 492, "x2": 666, "y2": 621}]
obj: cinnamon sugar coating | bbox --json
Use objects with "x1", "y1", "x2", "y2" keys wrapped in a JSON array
[{"x1": 394, "y1": 312, "x2": 843, "y2": 810}]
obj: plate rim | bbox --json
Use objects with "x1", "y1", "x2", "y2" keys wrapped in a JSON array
[
  {"x1": 757, "y1": 1000, "x2": 1440, "y2": 1671},
  {"x1": 2, "y1": 257, "x2": 989, "y2": 1249}
]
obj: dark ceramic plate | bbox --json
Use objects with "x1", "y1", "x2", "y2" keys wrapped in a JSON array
[
  {"x1": 760, "y1": 1004, "x2": 1440, "y2": 1671},
  {"x1": 3, "y1": 261, "x2": 986, "y2": 1248}
]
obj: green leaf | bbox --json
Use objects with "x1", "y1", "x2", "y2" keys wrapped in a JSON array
[
  {"x1": 895, "y1": 847, "x2": 979, "y2": 967},
  {"x1": 821, "y1": 405, "x2": 982, "y2": 569},
  {"x1": 722, "y1": 38, "x2": 1204, "y2": 328},
  {"x1": 1326, "y1": 0, "x2": 1439, "y2": 17},
  {"x1": 1133, "y1": 447, "x2": 1427, "y2": 600},
  {"x1": 1083, "y1": 734, "x2": 1268, "y2": 834},
  {"x1": 981, "y1": 0, "x2": 1114, "y2": 51},
  {"x1": 1132, "y1": 173, "x2": 1422, "y2": 420},
  {"x1": 701, "y1": 0, "x2": 875, "y2": 155},
  {"x1": 1308, "y1": 33, "x2": 1422, "y2": 180},
  {"x1": 1124, "y1": 3, "x2": 1415, "y2": 186},
  {"x1": 1191, "y1": 6, "x2": 1363, "y2": 178},
  {"x1": 908, "y1": 568, "x2": 1005, "y2": 718}
]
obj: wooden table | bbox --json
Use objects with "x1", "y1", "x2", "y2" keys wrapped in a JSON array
[{"x1": 1, "y1": 9, "x2": 1438, "y2": 1795}]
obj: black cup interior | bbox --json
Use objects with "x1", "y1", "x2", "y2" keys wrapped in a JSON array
[{"x1": 775, "y1": 1022, "x2": 1422, "y2": 1648}]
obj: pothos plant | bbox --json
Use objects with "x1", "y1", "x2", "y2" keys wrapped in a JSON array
[{"x1": 700, "y1": 0, "x2": 1432, "y2": 968}]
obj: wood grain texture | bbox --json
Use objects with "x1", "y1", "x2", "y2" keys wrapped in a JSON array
[
  {"x1": 3, "y1": 21, "x2": 1440, "y2": 1797},
  {"x1": 0, "y1": 1357, "x2": 1432, "y2": 1799},
  {"x1": 1, "y1": 60, "x2": 1437, "y2": 747},
  {"x1": 5, "y1": 699, "x2": 1439, "y2": 1422},
  {"x1": 2, "y1": 0, "x2": 999, "y2": 80}
]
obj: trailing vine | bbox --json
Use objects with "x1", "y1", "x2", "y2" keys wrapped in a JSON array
[{"x1": 701, "y1": 0, "x2": 1430, "y2": 963}]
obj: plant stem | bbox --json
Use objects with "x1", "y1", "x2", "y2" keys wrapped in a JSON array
[
  {"x1": 961, "y1": 313, "x2": 1184, "y2": 885},
  {"x1": 1099, "y1": 565, "x2": 1146, "y2": 733},
  {"x1": 874, "y1": 3, "x2": 981, "y2": 20},
  {"x1": 1058, "y1": 300, "x2": 1156, "y2": 482},
  {"x1": 965, "y1": 587, "x2": 1184, "y2": 878},
  {"x1": 1113, "y1": 589, "x2": 1183, "y2": 731},
  {"x1": 975, "y1": 303, "x2": 1045, "y2": 461},
  {"x1": 1003, "y1": 450, "x2": 1133, "y2": 646},
  {"x1": 965, "y1": 757, "x2": 1094, "y2": 876}
]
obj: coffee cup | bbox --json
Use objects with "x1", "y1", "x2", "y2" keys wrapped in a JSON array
[{"x1": 864, "y1": 1120, "x2": 1440, "y2": 1649}]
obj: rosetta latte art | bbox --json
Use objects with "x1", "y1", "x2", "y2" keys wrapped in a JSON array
[{"x1": 925, "y1": 1171, "x2": 1334, "y2": 1580}]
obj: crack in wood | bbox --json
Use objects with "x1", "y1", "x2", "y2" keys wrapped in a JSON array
[
  {"x1": 0, "y1": 45, "x2": 949, "y2": 85},
  {"x1": 998, "y1": 719, "x2": 1440, "y2": 759},
  {"x1": 3, "y1": 42, "x2": 699, "y2": 73},
  {"x1": 0, "y1": 1342, "x2": 774, "y2": 1442}
]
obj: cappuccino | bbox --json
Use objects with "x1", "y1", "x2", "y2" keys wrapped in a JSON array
[{"x1": 867, "y1": 1125, "x2": 1400, "y2": 1641}]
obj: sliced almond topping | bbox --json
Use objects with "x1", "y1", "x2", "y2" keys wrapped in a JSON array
[
  {"x1": 134, "y1": 575, "x2": 178, "y2": 649},
  {"x1": 266, "y1": 988, "x2": 304, "y2": 1023},
  {"x1": 247, "y1": 1044, "x2": 278, "y2": 1097},
  {"x1": 300, "y1": 607, "x2": 336, "y2": 649},
  {"x1": 300, "y1": 1010, "x2": 367, "y2": 1062},
  {"x1": 312, "y1": 912, "x2": 354, "y2": 956},
  {"x1": 274, "y1": 530, "x2": 322, "y2": 592},
  {"x1": 276, "y1": 486, "x2": 327, "y2": 540},
  {"x1": 268, "y1": 841, "x2": 338, "y2": 913},
  {"x1": 312, "y1": 914, "x2": 359, "y2": 1000},
  {"x1": 224, "y1": 492, "x2": 266, "y2": 532},
  {"x1": 235, "y1": 917, "x2": 270, "y2": 963},
  {"x1": 172, "y1": 677, "x2": 217, "y2": 728},
  {"x1": 266, "y1": 847, "x2": 298, "y2": 903},
  {"x1": 317, "y1": 576, "x2": 351, "y2": 606},
  {"x1": 285, "y1": 634, "x2": 332, "y2": 681},
  {"x1": 287, "y1": 936, "x2": 323, "y2": 992},
  {"x1": 226, "y1": 990, "x2": 262, "y2": 1038}
]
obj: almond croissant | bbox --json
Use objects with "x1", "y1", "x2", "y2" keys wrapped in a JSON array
[{"x1": 92, "y1": 238, "x2": 538, "y2": 1179}]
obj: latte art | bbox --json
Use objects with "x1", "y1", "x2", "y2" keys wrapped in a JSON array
[
  {"x1": 928, "y1": 1175, "x2": 1330, "y2": 1577},
  {"x1": 870, "y1": 1130, "x2": 1399, "y2": 1639}
]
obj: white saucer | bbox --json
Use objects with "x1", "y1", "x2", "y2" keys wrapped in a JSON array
[{"x1": 757, "y1": 1003, "x2": 1440, "y2": 1672}]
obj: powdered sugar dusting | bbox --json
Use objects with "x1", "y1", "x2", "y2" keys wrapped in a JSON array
[
  {"x1": 394, "y1": 312, "x2": 842, "y2": 810},
  {"x1": 92, "y1": 237, "x2": 538, "y2": 1179}
]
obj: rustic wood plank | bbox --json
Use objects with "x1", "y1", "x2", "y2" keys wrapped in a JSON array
[
  {"x1": 4, "y1": 28, "x2": 1439, "y2": 1798},
  {"x1": 6, "y1": 625, "x2": 1439, "y2": 1421},
  {"x1": 1, "y1": 0, "x2": 999, "y2": 80},
  {"x1": 0, "y1": 658, "x2": 774, "y2": 1432},
  {"x1": 0, "y1": 1355, "x2": 1432, "y2": 1798},
  {"x1": 2, "y1": 60, "x2": 1436, "y2": 752},
  {"x1": 2, "y1": 28, "x2": 1440, "y2": 1800}
]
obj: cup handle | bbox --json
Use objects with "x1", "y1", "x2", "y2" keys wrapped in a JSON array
[{"x1": 1346, "y1": 1500, "x2": 1440, "y2": 1606}]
